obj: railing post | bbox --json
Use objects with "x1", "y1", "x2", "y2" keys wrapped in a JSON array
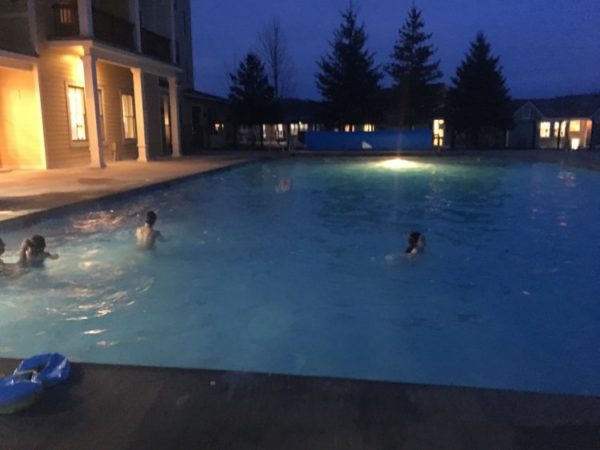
[
  {"x1": 168, "y1": 76, "x2": 181, "y2": 158},
  {"x1": 77, "y1": 0, "x2": 93, "y2": 37},
  {"x1": 131, "y1": 67, "x2": 150, "y2": 162}
]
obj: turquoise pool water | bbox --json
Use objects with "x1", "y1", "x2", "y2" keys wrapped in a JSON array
[{"x1": 1, "y1": 157, "x2": 599, "y2": 396}]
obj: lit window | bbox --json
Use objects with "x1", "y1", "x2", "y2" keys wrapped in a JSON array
[
  {"x1": 67, "y1": 86, "x2": 87, "y2": 141},
  {"x1": 344, "y1": 125, "x2": 355, "y2": 132},
  {"x1": 539, "y1": 122, "x2": 551, "y2": 138},
  {"x1": 299, "y1": 122, "x2": 308, "y2": 132},
  {"x1": 571, "y1": 138, "x2": 580, "y2": 150},
  {"x1": 433, "y1": 119, "x2": 445, "y2": 147},
  {"x1": 363, "y1": 124, "x2": 375, "y2": 132},
  {"x1": 121, "y1": 94, "x2": 136, "y2": 140},
  {"x1": 569, "y1": 120, "x2": 580, "y2": 133},
  {"x1": 553, "y1": 121, "x2": 566, "y2": 138}
]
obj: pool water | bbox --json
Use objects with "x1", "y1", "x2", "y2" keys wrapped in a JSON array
[{"x1": 1, "y1": 157, "x2": 599, "y2": 396}]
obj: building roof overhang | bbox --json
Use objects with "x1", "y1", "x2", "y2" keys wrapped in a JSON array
[{"x1": 0, "y1": 49, "x2": 39, "y2": 71}]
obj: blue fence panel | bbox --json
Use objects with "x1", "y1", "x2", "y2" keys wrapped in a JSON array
[{"x1": 305, "y1": 130, "x2": 433, "y2": 151}]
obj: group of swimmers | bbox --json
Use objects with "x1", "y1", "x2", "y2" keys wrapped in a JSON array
[
  {"x1": 1, "y1": 210, "x2": 422, "y2": 275},
  {"x1": 0, "y1": 210, "x2": 163, "y2": 276}
]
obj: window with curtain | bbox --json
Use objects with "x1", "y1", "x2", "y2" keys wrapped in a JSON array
[
  {"x1": 67, "y1": 86, "x2": 87, "y2": 141},
  {"x1": 121, "y1": 93, "x2": 136, "y2": 139}
]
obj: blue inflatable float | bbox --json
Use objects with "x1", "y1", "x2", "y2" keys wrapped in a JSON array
[{"x1": 0, "y1": 353, "x2": 70, "y2": 414}]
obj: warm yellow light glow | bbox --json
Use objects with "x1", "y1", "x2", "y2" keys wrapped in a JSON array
[
  {"x1": 61, "y1": 54, "x2": 85, "y2": 85},
  {"x1": 571, "y1": 138, "x2": 580, "y2": 150},
  {"x1": 376, "y1": 158, "x2": 425, "y2": 170},
  {"x1": 540, "y1": 121, "x2": 551, "y2": 138},
  {"x1": 569, "y1": 120, "x2": 580, "y2": 132},
  {"x1": 433, "y1": 119, "x2": 445, "y2": 147},
  {"x1": 363, "y1": 124, "x2": 375, "y2": 132}
]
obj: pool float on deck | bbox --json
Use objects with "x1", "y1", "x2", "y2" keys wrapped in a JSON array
[
  {"x1": 0, "y1": 353, "x2": 70, "y2": 414},
  {"x1": 15, "y1": 353, "x2": 70, "y2": 387}
]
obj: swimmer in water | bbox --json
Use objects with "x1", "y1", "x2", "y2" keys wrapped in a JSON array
[
  {"x1": 136, "y1": 210, "x2": 163, "y2": 250},
  {"x1": 18, "y1": 235, "x2": 59, "y2": 267},
  {"x1": 405, "y1": 231, "x2": 426, "y2": 256},
  {"x1": 276, "y1": 178, "x2": 293, "y2": 193}
]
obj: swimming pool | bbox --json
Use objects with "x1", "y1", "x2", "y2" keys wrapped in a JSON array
[{"x1": 1, "y1": 157, "x2": 599, "y2": 396}]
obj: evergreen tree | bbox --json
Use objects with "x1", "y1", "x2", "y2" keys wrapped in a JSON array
[
  {"x1": 315, "y1": 2, "x2": 382, "y2": 127},
  {"x1": 445, "y1": 32, "x2": 512, "y2": 148},
  {"x1": 228, "y1": 53, "x2": 275, "y2": 146},
  {"x1": 386, "y1": 5, "x2": 442, "y2": 128}
]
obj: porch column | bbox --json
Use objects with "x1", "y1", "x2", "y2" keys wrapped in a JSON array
[
  {"x1": 130, "y1": 0, "x2": 142, "y2": 52},
  {"x1": 131, "y1": 67, "x2": 150, "y2": 162},
  {"x1": 82, "y1": 53, "x2": 105, "y2": 168},
  {"x1": 168, "y1": 76, "x2": 181, "y2": 158},
  {"x1": 169, "y1": 0, "x2": 177, "y2": 64},
  {"x1": 77, "y1": 0, "x2": 94, "y2": 37}
]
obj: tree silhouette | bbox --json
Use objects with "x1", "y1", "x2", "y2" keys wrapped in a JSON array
[
  {"x1": 315, "y1": 2, "x2": 382, "y2": 128},
  {"x1": 446, "y1": 32, "x2": 512, "y2": 148},
  {"x1": 228, "y1": 53, "x2": 275, "y2": 147},
  {"x1": 386, "y1": 5, "x2": 442, "y2": 128}
]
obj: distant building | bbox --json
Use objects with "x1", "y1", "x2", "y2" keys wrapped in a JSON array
[
  {"x1": 508, "y1": 94, "x2": 600, "y2": 150},
  {"x1": 182, "y1": 90, "x2": 231, "y2": 150},
  {"x1": 0, "y1": 0, "x2": 194, "y2": 170}
]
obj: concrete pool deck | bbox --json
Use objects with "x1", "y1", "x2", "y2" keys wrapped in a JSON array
[
  {"x1": 0, "y1": 359, "x2": 599, "y2": 450},
  {"x1": 0, "y1": 155, "x2": 257, "y2": 227}
]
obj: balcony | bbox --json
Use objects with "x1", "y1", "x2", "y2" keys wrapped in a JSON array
[
  {"x1": 51, "y1": 4, "x2": 80, "y2": 37},
  {"x1": 92, "y1": 8, "x2": 135, "y2": 51},
  {"x1": 50, "y1": 4, "x2": 135, "y2": 52},
  {"x1": 141, "y1": 28, "x2": 171, "y2": 63}
]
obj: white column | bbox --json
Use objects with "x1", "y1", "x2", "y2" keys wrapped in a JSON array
[
  {"x1": 130, "y1": 0, "x2": 141, "y2": 52},
  {"x1": 77, "y1": 0, "x2": 93, "y2": 37},
  {"x1": 168, "y1": 76, "x2": 181, "y2": 158},
  {"x1": 32, "y1": 64, "x2": 48, "y2": 169},
  {"x1": 82, "y1": 53, "x2": 104, "y2": 168},
  {"x1": 169, "y1": 0, "x2": 177, "y2": 64},
  {"x1": 131, "y1": 67, "x2": 150, "y2": 162}
]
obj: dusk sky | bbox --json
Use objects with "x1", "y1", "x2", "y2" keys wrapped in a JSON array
[{"x1": 192, "y1": 0, "x2": 600, "y2": 101}]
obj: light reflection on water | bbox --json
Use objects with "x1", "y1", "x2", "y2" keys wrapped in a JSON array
[{"x1": 0, "y1": 158, "x2": 599, "y2": 396}]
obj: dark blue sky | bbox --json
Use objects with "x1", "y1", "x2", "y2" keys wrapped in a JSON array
[{"x1": 192, "y1": 0, "x2": 600, "y2": 100}]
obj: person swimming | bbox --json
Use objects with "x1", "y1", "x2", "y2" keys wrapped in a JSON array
[
  {"x1": 405, "y1": 231, "x2": 426, "y2": 256},
  {"x1": 276, "y1": 178, "x2": 293, "y2": 193},
  {"x1": 18, "y1": 235, "x2": 59, "y2": 267},
  {"x1": 136, "y1": 210, "x2": 163, "y2": 250}
]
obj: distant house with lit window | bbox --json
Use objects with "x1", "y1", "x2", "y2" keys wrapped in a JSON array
[
  {"x1": 182, "y1": 89, "x2": 231, "y2": 150},
  {"x1": 0, "y1": 0, "x2": 194, "y2": 170},
  {"x1": 508, "y1": 94, "x2": 600, "y2": 150}
]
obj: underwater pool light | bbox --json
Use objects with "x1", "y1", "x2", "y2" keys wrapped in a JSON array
[{"x1": 376, "y1": 158, "x2": 426, "y2": 170}]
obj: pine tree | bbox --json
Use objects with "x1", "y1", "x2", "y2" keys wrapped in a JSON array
[
  {"x1": 445, "y1": 32, "x2": 513, "y2": 148},
  {"x1": 228, "y1": 53, "x2": 275, "y2": 146},
  {"x1": 386, "y1": 5, "x2": 442, "y2": 128},
  {"x1": 315, "y1": 2, "x2": 382, "y2": 128}
]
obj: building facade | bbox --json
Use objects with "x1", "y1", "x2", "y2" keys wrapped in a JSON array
[
  {"x1": 0, "y1": 0, "x2": 193, "y2": 169},
  {"x1": 508, "y1": 95, "x2": 600, "y2": 151}
]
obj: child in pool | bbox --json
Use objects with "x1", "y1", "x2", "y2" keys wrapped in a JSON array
[
  {"x1": 136, "y1": 210, "x2": 164, "y2": 250},
  {"x1": 405, "y1": 231, "x2": 426, "y2": 256},
  {"x1": 18, "y1": 235, "x2": 59, "y2": 267}
]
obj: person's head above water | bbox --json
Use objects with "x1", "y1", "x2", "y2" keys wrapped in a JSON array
[
  {"x1": 0, "y1": 238, "x2": 5, "y2": 256},
  {"x1": 29, "y1": 235, "x2": 46, "y2": 252},
  {"x1": 145, "y1": 211, "x2": 157, "y2": 227},
  {"x1": 405, "y1": 231, "x2": 425, "y2": 254}
]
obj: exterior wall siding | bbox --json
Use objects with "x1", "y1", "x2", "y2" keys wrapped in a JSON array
[
  {"x1": 0, "y1": 67, "x2": 45, "y2": 168},
  {"x1": 0, "y1": 0, "x2": 35, "y2": 55},
  {"x1": 143, "y1": 73, "x2": 164, "y2": 158},
  {"x1": 38, "y1": 50, "x2": 90, "y2": 168},
  {"x1": 96, "y1": 61, "x2": 137, "y2": 161}
]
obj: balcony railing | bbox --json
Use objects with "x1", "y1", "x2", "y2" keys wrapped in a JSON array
[
  {"x1": 141, "y1": 28, "x2": 171, "y2": 63},
  {"x1": 51, "y1": 4, "x2": 80, "y2": 37},
  {"x1": 92, "y1": 8, "x2": 135, "y2": 51}
]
